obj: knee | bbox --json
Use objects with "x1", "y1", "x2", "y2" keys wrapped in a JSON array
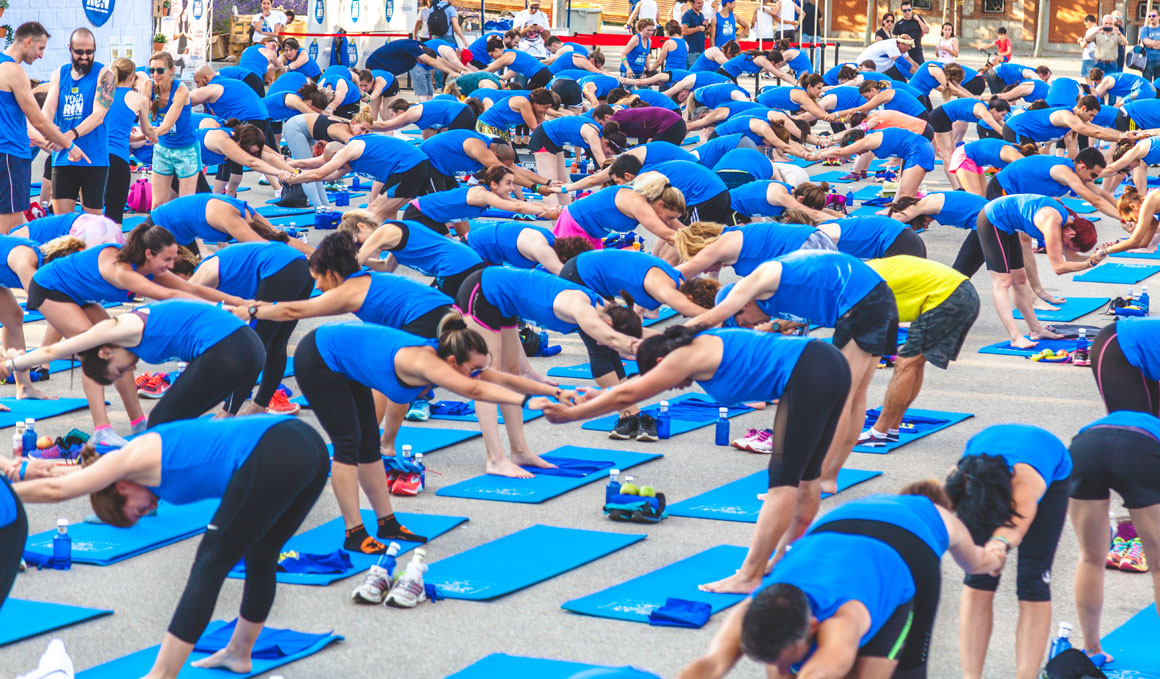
[
  {"x1": 1015, "y1": 559, "x2": 1054, "y2": 602},
  {"x1": 963, "y1": 572, "x2": 999, "y2": 593}
]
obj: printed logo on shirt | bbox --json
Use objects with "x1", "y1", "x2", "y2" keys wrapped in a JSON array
[{"x1": 62, "y1": 90, "x2": 86, "y2": 120}]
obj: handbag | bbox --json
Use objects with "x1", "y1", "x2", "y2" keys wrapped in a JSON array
[{"x1": 1127, "y1": 44, "x2": 1148, "y2": 71}]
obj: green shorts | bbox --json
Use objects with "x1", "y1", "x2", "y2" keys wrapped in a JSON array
[
  {"x1": 153, "y1": 142, "x2": 201, "y2": 179},
  {"x1": 900, "y1": 280, "x2": 980, "y2": 369},
  {"x1": 859, "y1": 599, "x2": 915, "y2": 661}
]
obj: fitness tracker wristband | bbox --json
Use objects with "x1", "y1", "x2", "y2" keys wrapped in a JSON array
[{"x1": 248, "y1": 305, "x2": 259, "y2": 321}]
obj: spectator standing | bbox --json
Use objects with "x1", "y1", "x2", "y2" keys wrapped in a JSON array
[
  {"x1": 800, "y1": 0, "x2": 820, "y2": 65},
  {"x1": 513, "y1": 1, "x2": 552, "y2": 31},
  {"x1": 1141, "y1": 8, "x2": 1160, "y2": 81},
  {"x1": 682, "y1": 0, "x2": 709, "y2": 67},
  {"x1": 1079, "y1": 14, "x2": 1099, "y2": 76},
  {"x1": 626, "y1": 0, "x2": 660, "y2": 30},
  {"x1": 776, "y1": 0, "x2": 800, "y2": 41},
  {"x1": 892, "y1": 0, "x2": 928, "y2": 64},
  {"x1": 875, "y1": 12, "x2": 895, "y2": 41},
  {"x1": 251, "y1": 0, "x2": 287, "y2": 43},
  {"x1": 425, "y1": 0, "x2": 470, "y2": 45},
  {"x1": 750, "y1": 0, "x2": 778, "y2": 41},
  {"x1": 936, "y1": 22, "x2": 958, "y2": 64},
  {"x1": 1090, "y1": 14, "x2": 1126, "y2": 74}
]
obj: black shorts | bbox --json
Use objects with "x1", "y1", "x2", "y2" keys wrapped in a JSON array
[
  {"x1": 860, "y1": 600, "x2": 916, "y2": 661},
  {"x1": 455, "y1": 267, "x2": 516, "y2": 332},
  {"x1": 382, "y1": 159, "x2": 434, "y2": 199},
  {"x1": 1001, "y1": 125, "x2": 1037, "y2": 146},
  {"x1": 977, "y1": 212, "x2": 1024, "y2": 273},
  {"x1": 832, "y1": 281, "x2": 900, "y2": 357},
  {"x1": 437, "y1": 261, "x2": 487, "y2": 299},
  {"x1": 401, "y1": 202, "x2": 451, "y2": 236},
  {"x1": 963, "y1": 75, "x2": 986, "y2": 96},
  {"x1": 216, "y1": 119, "x2": 270, "y2": 180},
  {"x1": 269, "y1": 119, "x2": 284, "y2": 136},
  {"x1": 242, "y1": 71, "x2": 266, "y2": 98},
  {"x1": 0, "y1": 153, "x2": 31, "y2": 215},
  {"x1": 715, "y1": 67, "x2": 739, "y2": 83},
  {"x1": 447, "y1": 107, "x2": 477, "y2": 131},
  {"x1": 53, "y1": 164, "x2": 109, "y2": 210},
  {"x1": 686, "y1": 190, "x2": 733, "y2": 224},
  {"x1": 529, "y1": 125, "x2": 564, "y2": 155},
  {"x1": 551, "y1": 79, "x2": 583, "y2": 108},
  {"x1": 883, "y1": 228, "x2": 927, "y2": 258},
  {"x1": 429, "y1": 168, "x2": 459, "y2": 192},
  {"x1": 25, "y1": 279, "x2": 83, "y2": 310},
  {"x1": 41, "y1": 152, "x2": 53, "y2": 181},
  {"x1": 1070, "y1": 426, "x2": 1160, "y2": 508},
  {"x1": 920, "y1": 123, "x2": 935, "y2": 141},
  {"x1": 900, "y1": 280, "x2": 980, "y2": 369},
  {"x1": 984, "y1": 174, "x2": 1006, "y2": 200},
  {"x1": 400, "y1": 303, "x2": 454, "y2": 339},
  {"x1": 527, "y1": 68, "x2": 553, "y2": 90},
  {"x1": 335, "y1": 101, "x2": 361, "y2": 119}
]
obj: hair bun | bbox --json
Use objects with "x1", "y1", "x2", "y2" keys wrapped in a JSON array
[{"x1": 441, "y1": 318, "x2": 468, "y2": 332}]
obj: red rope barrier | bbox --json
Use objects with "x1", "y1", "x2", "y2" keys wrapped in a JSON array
[
  {"x1": 563, "y1": 32, "x2": 834, "y2": 50},
  {"x1": 278, "y1": 31, "x2": 412, "y2": 37}
]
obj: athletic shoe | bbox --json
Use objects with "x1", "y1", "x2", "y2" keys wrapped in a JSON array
[
  {"x1": 265, "y1": 390, "x2": 301, "y2": 415},
  {"x1": 136, "y1": 372, "x2": 170, "y2": 399},
  {"x1": 404, "y1": 398, "x2": 431, "y2": 422},
  {"x1": 350, "y1": 564, "x2": 393, "y2": 604},
  {"x1": 731, "y1": 429, "x2": 759, "y2": 450},
  {"x1": 259, "y1": 176, "x2": 271, "y2": 186},
  {"x1": 385, "y1": 569, "x2": 426, "y2": 608},
  {"x1": 637, "y1": 414, "x2": 659, "y2": 442},
  {"x1": 1107, "y1": 537, "x2": 1129, "y2": 569},
  {"x1": 741, "y1": 429, "x2": 774, "y2": 454},
  {"x1": 134, "y1": 372, "x2": 153, "y2": 390},
  {"x1": 15, "y1": 638, "x2": 74, "y2": 679},
  {"x1": 30, "y1": 367, "x2": 49, "y2": 382},
  {"x1": 609, "y1": 414, "x2": 639, "y2": 440},
  {"x1": 391, "y1": 472, "x2": 422, "y2": 496},
  {"x1": 857, "y1": 428, "x2": 898, "y2": 446},
  {"x1": 1120, "y1": 538, "x2": 1149, "y2": 572},
  {"x1": 91, "y1": 427, "x2": 130, "y2": 448}
]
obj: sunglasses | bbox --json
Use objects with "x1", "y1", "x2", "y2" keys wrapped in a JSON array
[
  {"x1": 148, "y1": 67, "x2": 167, "y2": 74},
  {"x1": 71, "y1": 48, "x2": 95, "y2": 56},
  {"x1": 1151, "y1": 14, "x2": 1158, "y2": 17}
]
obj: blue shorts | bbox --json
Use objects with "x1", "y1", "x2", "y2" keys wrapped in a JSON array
[
  {"x1": 900, "y1": 138, "x2": 937, "y2": 172},
  {"x1": 0, "y1": 153, "x2": 30, "y2": 215}
]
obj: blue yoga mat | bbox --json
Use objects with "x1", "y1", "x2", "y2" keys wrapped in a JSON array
[
  {"x1": 1111, "y1": 249, "x2": 1160, "y2": 260},
  {"x1": 1013, "y1": 297, "x2": 1109, "y2": 322},
  {"x1": 853, "y1": 407, "x2": 974, "y2": 454},
  {"x1": 24, "y1": 499, "x2": 218, "y2": 566},
  {"x1": 76, "y1": 620, "x2": 343, "y2": 679},
  {"x1": 0, "y1": 398, "x2": 91, "y2": 429},
  {"x1": 1101, "y1": 604, "x2": 1160, "y2": 674},
  {"x1": 786, "y1": 157, "x2": 820, "y2": 168},
  {"x1": 850, "y1": 185, "x2": 883, "y2": 201},
  {"x1": 1074, "y1": 263, "x2": 1160, "y2": 284},
  {"x1": 121, "y1": 215, "x2": 147, "y2": 232},
  {"x1": 561, "y1": 545, "x2": 771, "y2": 626},
  {"x1": 644, "y1": 307, "x2": 678, "y2": 326},
  {"x1": 1059, "y1": 197, "x2": 1098, "y2": 214},
  {"x1": 318, "y1": 427, "x2": 479, "y2": 457},
  {"x1": 229, "y1": 510, "x2": 468, "y2": 586},
  {"x1": 10, "y1": 301, "x2": 122, "y2": 326},
  {"x1": 581, "y1": 393, "x2": 753, "y2": 436},
  {"x1": 0, "y1": 599, "x2": 112, "y2": 647},
  {"x1": 806, "y1": 170, "x2": 857, "y2": 183},
  {"x1": 547, "y1": 360, "x2": 639, "y2": 379},
  {"x1": 427, "y1": 400, "x2": 542, "y2": 424},
  {"x1": 667, "y1": 468, "x2": 883, "y2": 523},
  {"x1": 427, "y1": 525, "x2": 646, "y2": 600},
  {"x1": 255, "y1": 205, "x2": 315, "y2": 218},
  {"x1": 267, "y1": 213, "x2": 319, "y2": 227},
  {"x1": 978, "y1": 337, "x2": 1081, "y2": 357},
  {"x1": 848, "y1": 205, "x2": 888, "y2": 218},
  {"x1": 435, "y1": 445, "x2": 662, "y2": 503},
  {"x1": 448, "y1": 654, "x2": 656, "y2": 679}
]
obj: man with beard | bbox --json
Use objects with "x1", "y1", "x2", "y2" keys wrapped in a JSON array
[
  {"x1": 0, "y1": 22, "x2": 78, "y2": 233},
  {"x1": 39, "y1": 27, "x2": 113, "y2": 217}
]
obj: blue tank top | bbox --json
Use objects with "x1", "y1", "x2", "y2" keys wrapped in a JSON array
[
  {"x1": 733, "y1": 223, "x2": 819, "y2": 275},
  {"x1": 217, "y1": 66, "x2": 251, "y2": 81},
  {"x1": 633, "y1": 89, "x2": 681, "y2": 112},
  {"x1": 995, "y1": 156, "x2": 1072, "y2": 195},
  {"x1": 416, "y1": 186, "x2": 489, "y2": 223},
  {"x1": 689, "y1": 52, "x2": 719, "y2": 72},
  {"x1": 319, "y1": 65, "x2": 360, "y2": 107},
  {"x1": 371, "y1": 70, "x2": 397, "y2": 93},
  {"x1": 995, "y1": 63, "x2": 1031, "y2": 86},
  {"x1": 984, "y1": 194, "x2": 1069, "y2": 240},
  {"x1": 206, "y1": 78, "x2": 268, "y2": 121},
  {"x1": 466, "y1": 222, "x2": 554, "y2": 268},
  {"x1": 822, "y1": 62, "x2": 858, "y2": 86},
  {"x1": 568, "y1": 186, "x2": 639, "y2": 238},
  {"x1": 763, "y1": 532, "x2": 915, "y2": 649},
  {"x1": 151, "y1": 194, "x2": 249, "y2": 246},
  {"x1": 262, "y1": 92, "x2": 299, "y2": 121},
  {"x1": 693, "y1": 83, "x2": 746, "y2": 108},
  {"x1": 31, "y1": 243, "x2": 140, "y2": 304},
  {"x1": 932, "y1": 192, "x2": 987, "y2": 230},
  {"x1": 1046, "y1": 77, "x2": 1081, "y2": 108},
  {"x1": 388, "y1": 220, "x2": 483, "y2": 277},
  {"x1": 811, "y1": 494, "x2": 949, "y2": 556},
  {"x1": 713, "y1": 12, "x2": 737, "y2": 46},
  {"x1": 826, "y1": 216, "x2": 906, "y2": 259},
  {"x1": 641, "y1": 142, "x2": 697, "y2": 165},
  {"x1": 721, "y1": 54, "x2": 762, "y2": 78},
  {"x1": 785, "y1": 50, "x2": 812, "y2": 75},
  {"x1": 579, "y1": 74, "x2": 620, "y2": 99},
  {"x1": 132, "y1": 300, "x2": 245, "y2": 364},
  {"x1": 0, "y1": 55, "x2": 29, "y2": 158},
  {"x1": 574, "y1": 250, "x2": 683, "y2": 310},
  {"x1": 729, "y1": 181, "x2": 791, "y2": 218},
  {"x1": 670, "y1": 68, "x2": 732, "y2": 89},
  {"x1": 825, "y1": 86, "x2": 866, "y2": 113},
  {"x1": 105, "y1": 87, "x2": 136, "y2": 162},
  {"x1": 1092, "y1": 104, "x2": 1121, "y2": 129},
  {"x1": 415, "y1": 99, "x2": 469, "y2": 129},
  {"x1": 479, "y1": 267, "x2": 603, "y2": 333},
  {"x1": 664, "y1": 38, "x2": 688, "y2": 71},
  {"x1": 713, "y1": 115, "x2": 764, "y2": 144},
  {"x1": 1115, "y1": 317, "x2": 1160, "y2": 381},
  {"x1": 468, "y1": 33, "x2": 501, "y2": 66},
  {"x1": 1124, "y1": 99, "x2": 1160, "y2": 128},
  {"x1": 757, "y1": 86, "x2": 803, "y2": 112},
  {"x1": 147, "y1": 415, "x2": 293, "y2": 504},
  {"x1": 1081, "y1": 410, "x2": 1160, "y2": 442},
  {"x1": 548, "y1": 52, "x2": 584, "y2": 74},
  {"x1": 347, "y1": 271, "x2": 452, "y2": 328},
  {"x1": 25, "y1": 213, "x2": 79, "y2": 243},
  {"x1": 238, "y1": 45, "x2": 271, "y2": 80},
  {"x1": 203, "y1": 241, "x2": 304, "y2": 299},
  {"x1": 713, "y1": 149, "x2": 774, "y2": 178},
  {"x1": 963, "y1": 138, "x2": 1016, "y2": 168},
  {"x1": 419, "y1": 129, "x2": 493, "y2": 176},
  {"x1": 348, "y1": 134, "x2": 427, "y2": 181},
  {"x1": 1108, "y1": 72, "x2": 1152, "y2": 97},
  {"x1": 693, "y1": 134, "x2": 745, "y2": 168},
  {"x1": 962, "y1": 424, "x2": 1074, "y2": 494},
  {"x1": 0, "y1": 236, "x2": 40, "y2": 289},
  {"x1": 1005, "y1": 106, "x2": 1070, "y2": 142},
  {"x1": 287, "y1": 55, "x2": 322, "y2": 79},
  {"x1": 624, "y1": 33, "x2": 650, "y2": 75},
  {"x1": 197, "y1": 127, "x2": 232, "y2": 167},
  {"x1": 754, "y1": 250, "x2": 884, "y2": 327},
  {"x1": 477, "y1": 96, "x2": 526, "y2": 130},
  {"x1": 907, "y1": 62, "x2": 941, "y2": 95},
  {"x1": 316, "y1": 322, "x2": 437, "y2": 403},
  {"x1": 939, "y1": 97, "x2": 981, "y2": 123},
  {"x1": 698, "y1": 328, "x2": 813, "y2": 403},
  {"x1": 544, "y1": 116, "x2": 601, "y2": 149},
  {"x1": 881, "y1": 90, "x2": 926, "y2": 117},
  {"x1": 649, "y1": 160, "x2": 727, "y2": 204},
  {"x1": 1020, "y1": 78, "x2": 1050, "y2": 103},
  {"x1": 54, "y1": 62, "x2": 108, "y2": 168},
  {"x1": 504, "y1": 49, "x2": 547, "y2": 78},
  {"x1": 1142, "y1": 136, "x2": 1160, "y2": 164},
  {"x1": 717, "y1": 102, "x2": 768, "y2": 120}
]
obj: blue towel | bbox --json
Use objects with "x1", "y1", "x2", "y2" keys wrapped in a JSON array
[
  {"x1": 274, "y1": 550, "x2": 353, "y2": 574},
  {"x1": 523, "y1": 455, "x2": 615, "y2": 477},
  {"x1": 647, "y1": 597, "x2": 713, "y2": 629},
  {"x1": 863, "y1": 408, "x2": 947, "y2": 432},
  {"x1": 431, "y1": 400, "x2": 475, "y2": 416},
  {"x1": 194, "y1": 619, "x2": 334, "y2": 658}
]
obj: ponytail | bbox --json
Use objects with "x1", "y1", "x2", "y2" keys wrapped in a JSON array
[
  {"x1": 674, "y1": 220, "x2": 723, "y2": 261},
  {"x1": 79, "y1": 444, "x2": 134, "y2": 528},
  {"x1": 435, "y1": 309, "x2": 489, "y2": 364},
  {"x1": 119, "y1": 222, "x2": 176, "y2": 265},
  {"x1": 637, "y1": 324, "x2": 705, "y2": 373},
  {"x1": 604, "y1": 290, "x2": 642, "y2": 338}
]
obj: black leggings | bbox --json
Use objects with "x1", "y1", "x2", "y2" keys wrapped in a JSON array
[
  {"x1": 167, "y1": 419, "x2": 328, "y2": 643},
  {"x1": 225, "y1": 259, "x2": 314, "y2": 412},
  {"x1": 559, "y1": 258, "x2": 626, "y2": 380},
  {"x1": 1091, "y1": 323, "x2": 1160, "y2": 416},
  {"x1": 952, "y1": 230, "x2": 985, "y2": 277},
  {"x1": 769, "y1": 341, "x2": 851, "y2": 488},
  {"x1": 147, "y1": 327, "x2": 265, "y2": 426},
  {"x1": 884, "y1": 227, "x2": 927, "y2": 258},
  {"x1": 0, "y1": 478, "x2": 27, "y2": 609},
  {"x1": 964, "y1": 479, "x2": 1069, "y2": 602},
  {"x1": 103, "y1": 155, "x2": 131, "y2": 224},
  {"x1": 654, "y1": 119, "x2": 688, "y2": 144},
  {"x1": 295, "y1": 330, "x2": 382, "y2": 466},
  {"x1": 812, "y1": 518, "x2": 941, "y2": 679}
]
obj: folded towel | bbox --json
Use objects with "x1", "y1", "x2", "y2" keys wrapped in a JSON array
[
  {"x1": 662, "y1": 397, "x2": 752, "y2": 421},
  {"x1": 648, "y1": 597, "x2": 713, "y2": 629},
  {"x1": 520, "y1": 455, "x2": 614, "y2": 478},
  {"x1": 863, "y1": 408, "x2": 950, "y2": 431},
  {"x1": 193, "y1": 619, "x2": 335, "y2": 658},
  {"x1": 275, "y1": 550, "x2": 353, "y2": 575},
  {"x1": 430, "y1": 400, "x2": 475, "y2": 416}
]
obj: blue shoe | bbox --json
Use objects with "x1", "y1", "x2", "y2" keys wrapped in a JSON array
[{"x1": 405, "y1": 399, "x2": 431, "y2": 422}]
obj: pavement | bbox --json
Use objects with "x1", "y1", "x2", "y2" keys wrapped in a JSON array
[{"x1": 2, "y1": 48, "x2": 1155, "y2": 679}]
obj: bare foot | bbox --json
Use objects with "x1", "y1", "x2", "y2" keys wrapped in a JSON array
[
  {"x1": 485, "y1": 458, "x2": 535, "y2": 478},
  {"x1": 1010, "y1": 336, "x2": 1038, "y2": 349},
  {"x1": 190, "y1": 647, "x2": 252, "y2": 673},
  {"x1": 380, "y1": 443, "x2": 397, "y2": 458},
  {"x1": 819, "y1": 477, "x2": 838, "y2": 495},
  {"x1": 510, "y1": 451, "x2": 557, "y2": 469},
  {"x1": 16, "y1": 386, "x2": 56, "y2": 401},
  {"x1": 1032, "y1": 298, "x2": 1061, "y2": 312},
  {"x1": 698, "y1": 571, "x2": 764, "y2": 594},
  {"x1": 237, "y1": 401, "x2": 266, "y2": 416},
  {"x1": 520, "y1": 369, "x2": 558, "y2": 387},
  {"x1": 1036, "y1": 290, "x2": 1067, "y2": 305},
  {"x1": 1030, "y1": 328, "x2": 1064, "y2": 340}
]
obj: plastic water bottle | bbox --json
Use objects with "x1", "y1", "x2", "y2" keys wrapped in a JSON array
[
  {"x1": 379, "y1": 541, "x2": 401, "y2": 578},
  {"x1": 715, "y1": 407, "x2": 730, "y2": 446},
  {"x1": 176, "y1": 362, "x2": 188, "y2": 380},
  {"x1": 12, "y1": 422, "x2": 24, "y2": 458},
  {"x1": 401, "y1": 444, "x2": 413, "y2": 461},
  {"x1": 414, "y1": 453, "x2": 426, "y2": 492},
  {"x1": 401, "y1": 548, "x2": 427, "y2": 582},
  {"x1": 657, "y1": 401, "x2": 671, "y2": 440},
  {"x1": 22, "y1": 419, "x2": 36, "y2": 457},
  {"x1": 1128, "y1": 286, "x2": 1135, "y2": 303},
  {"x1": 1048, "y1": 622, "x2": 1072, "y2": 659},
  {"x1": 1142, "y1": 285, "x2": 1151, "y2": 314},
  {"x1": 1074, "y1": 328, "x2": 1090, "y2": 366},
  {"x1": 53, "y1": 519, "x2": 71, "y2": 570},
  {"x1": 605, "y1": 468, "x2": 621, "y2": 503}
]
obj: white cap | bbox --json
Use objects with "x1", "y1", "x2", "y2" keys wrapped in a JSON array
[
  {"x1": 24, "y1": 418, "x2": 33, "y2": 425},
  {"x1": 57, "y1": 518, "x2": 68, "y2": 528},
  {"x1": 660, "y1": 400, "x2": 669, "y2": 407},
  {"x1": 610, "y1": 468, "x2": 621, "y2": 476},
  {"x1": 719, "y1": 407, "x2": 729, "y2": 416}
]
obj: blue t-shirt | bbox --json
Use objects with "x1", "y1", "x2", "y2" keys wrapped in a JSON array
[
  {"x1": 682, "y1": 9, "x2": 707, "y2": 54},
  {"x1": 315, "y1": 322, "x2": 436, "y2": 403},
  {"x1": 349, "y1": 271, "x2": 452, "y2": 328},
  {"x1": 962, "y1": 424, "x2": 1074, "y2": 496},
  {"x1": 1080, "y1": 410, "x2": 1160, "y2": 442},
  {"x1": 574, "y1": 250, "x2": 684, "y2": 310},
  {"x1": 132, "y1": 300, "x2": 246, "y2": 365},
  {"x1": 480, "y1": 267, "x2": 604, "y2": 334},
  {"x1": 697, "y1": 328, "x2": 812, "y2": 402},
  {"x1": 0, "y1": 236, "x2": 41, "y2": 289},
  {"x1": 810, "y1": 494, "x2": 950, "y2": 556},
  {"x1": 201, "y1": 241, "x2": 304, "y2": 300},
  {"x1": 465, "y1": 222, "x2": 553, "y2": 269},
  {"x1": 984, "y1": 194, "x2": 1069, "y2": 241},
  {"x1": 750, "y1": 250, "x2": 885, "y2": 327},
  {"x1": 1142, "y1": 25, "x2": 1160, "y2": 60},
  {"x1": 1115, "y1": 317, "x2": 1160, "y2": 381}
]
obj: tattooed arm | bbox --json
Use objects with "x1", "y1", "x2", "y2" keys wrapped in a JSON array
[{"x1": 67, "y1": 67, "x2": 115, "y2": 141}]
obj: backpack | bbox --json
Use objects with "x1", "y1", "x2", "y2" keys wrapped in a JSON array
[
  {"x1": 276, "y1": 182, "x2": 310, "y2": 208},
  {"x1": 427, "y1": 1, "x2": 451, "y2": 38},
  {"x1": 127, "y1": 178, "x2": 152, "y2": 213},
  {"x1": 1042, "y1": 649, "x2": 1106, "y2": 679}
]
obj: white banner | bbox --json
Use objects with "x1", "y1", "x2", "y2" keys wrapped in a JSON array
[{"x1": 307, "y1": 0, "x2": 420, "y2": 68}]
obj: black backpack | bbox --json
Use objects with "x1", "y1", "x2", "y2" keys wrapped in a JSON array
[
  {"x1": 427, "y1": 1, "x2": 451, "y2": 38},
  {"x1": 1042, "y1": 649, "x2": 1106, "y2": 679},
  {"x1": 276, "y1": 182, "x2": 310, "y2": 208}
]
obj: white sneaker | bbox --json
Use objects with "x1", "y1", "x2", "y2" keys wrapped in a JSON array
[
  {"x1": 351, "y1": 564, "x2": 393, "y2": 604},
  {"x1": 17, "y1": 639, "x2": 74, "y2": 679},
  {"x1": 731, "y1": 428, "x2": 758, "y2": 450},
  {"x1": 91, "y1": 427, "x2": 130, "y2": 448},
  {"x1": 741, "y1": 429, "x2": 773, "y2": 454},
  {"x1": 385, "y1": 569, "x2": 426, "y2": 608},
  {"x1": 272, "y1": 188, "x2": 282, "y2": 200}
]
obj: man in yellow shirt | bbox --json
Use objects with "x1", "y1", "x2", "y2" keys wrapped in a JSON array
[{"x1": 859, "y1": 255, "x2": 979, "y2": 445}]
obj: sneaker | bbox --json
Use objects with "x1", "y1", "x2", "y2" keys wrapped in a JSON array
[
  {"x1": 391, "y1": 472, "x2": 422, "y2": 496},
  {"x1": 636, "y1": 413, "x2": 659, "y2": 442},
  {"x1": 1107, "y1": 536, "x2": 1129, "y2": 569},
  {"x1": 385, "y1": 567, "x2": 427, "y2": 609},
  {"x1": 91, "y1": 427, "x2": 130, "y2": 448},
  {"x1": 857, "y1": 428, "x2": 898, "y2": 446},
  {"x1": 1120, "y1": 538, "x2": 1149, "y2": 572},
  {"x1": 732, "y1": 428, "x2": 759, "y2": 450},
  {"x1": 30, "y1": 367, "x2": 49, "y2": 382},
  {"x1": 741, "y1": 429, "x2": 774, "y2": 454},
  {"x1": 134, "y1": 372, "x2": 153, "y2": 390},
  {"x1": 136, "y1": 372, "x2": 170, "y2": 399},
  {"x1": 350, "y1": 564, "x2": 393, "y2": 604},
  {"x1": 266, "y1": 389, "x2": 301, "y2": 415},
  {"x1": 609, "y1": 413, "x2": 639, "y2": 440},
  {"x1": 259, "y1": 176, "x2": 271, "y2": 186},
  {"x1": 405, "y1": 398, "x2": 431, "y2": 422}
]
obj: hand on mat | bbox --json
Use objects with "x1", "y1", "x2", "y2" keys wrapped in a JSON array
[{"x1": 1034, "y1": 288, "x2": 1066, "y2": 306}]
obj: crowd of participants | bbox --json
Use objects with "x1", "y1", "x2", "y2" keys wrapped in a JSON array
[{"x1": 0, "y1": 8, "x2": 1157, "y2": 678}]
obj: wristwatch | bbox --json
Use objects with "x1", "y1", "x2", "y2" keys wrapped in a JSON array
[{"x1": 248, "y1": 305, "x2": 259, "y2": 321}]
